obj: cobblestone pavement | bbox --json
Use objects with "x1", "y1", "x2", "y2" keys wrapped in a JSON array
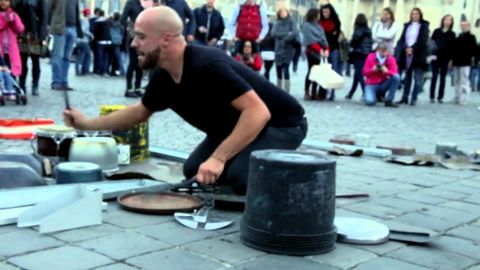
[{"x1": 0, "y1": 59, "x2": 479, "y2": 270}]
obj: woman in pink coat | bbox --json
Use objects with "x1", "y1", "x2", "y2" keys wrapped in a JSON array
[{"x1": 0, "y1": 0, "x2": 25, "y2": 77}]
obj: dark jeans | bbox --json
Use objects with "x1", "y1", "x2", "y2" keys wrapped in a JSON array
[
  {"x1": 19, "y1": 52, "x2": 40, "y2": 88},
  {"x1": 276, "y1": 63, "x2": 290, "y2": 80},
  {"x1": 126, "y1": 46, "x2": 143, "y2": 90},
  {"x1": 347, "y1": 58, "x2": 366, "y2": 97},
  {"x1": 430, "y1": 60, "x2": 448, "y2": 100},
  {"x1": 305, "y1": 52, "x2": 320, "y2": 96},
  {"x1": 402, "y1": 66, "x2": 424, "y2": 102},
  {"x1": 292, "y1": 46, "x2": 301, "y2": 72},
  {"x1": 183, "y1": 119, "x2": 308, "y2": 195},
  {"x1": 75, "y1": 42, "x2": 91, "y2": 75},
  {"x1": 110, "y1": 45, "x2": 125, "y2": 75},
  {"x1": 264, "y1": 60, "x2": 274, "y2": 80},
  {"x1": 95, "y1": 44, "x2": 110, "y2": 75}
]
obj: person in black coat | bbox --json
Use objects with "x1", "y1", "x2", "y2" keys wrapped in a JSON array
[
  {"x1": 452, "y1": 20, "x2": 477, "y2": 105},
  {"x1": 395, "y1": 8, "x2": 430, "y2": 106},
  {"x1": 162, "y1": 0, "x2": 195, "y2": 42},
  {"x1": 14, "y1": 0, "x2": 48, "y2": 96},
  {"x1": 120, "y1": 0, "x2": 144, "y2": 97},
  {"x1": 429, "y1": 15, "x2": 455, "y2": 103},
  {"x1": 193, "y1": 0, "x2": 225, "y2": 46},
  {"x1": 346, "y1": 13, "x2": 372, "y2": 99}
]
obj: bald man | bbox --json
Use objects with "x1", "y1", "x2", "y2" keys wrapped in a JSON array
[{"x1": 64, "y1": 7, "x2": 307, "y2": 194}]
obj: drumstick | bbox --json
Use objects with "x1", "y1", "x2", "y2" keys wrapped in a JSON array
[{"x1": 63, "y1": 89, "x2": 71, "y2": 110}]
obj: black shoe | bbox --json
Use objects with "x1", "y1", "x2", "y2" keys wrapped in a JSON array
[
  {"x1": 32, "y1": 86, "x2": 39, "y2": 96},
  {"x1": 385, "y1": 101, "x2": 398, "y2": 108},
  {"x1": 134, "y1": 89, "x2": 144, "y2": 98},
  {"x1": 410, "y1": 100, "x2": 417, "y2": 106},
  {"x1": 437, "y1": 99, "x2": 443, "y2": 104},
  {"x1": 124, "y1": 90, "x2": 139, "y2": 98},
  {"x1": 430, "y1": 99, "x2": 434, "y2": 103},
  {"x1": 62, "y1": 85, "x2": 74, "y2": 91},
  {"x1": 345, "y1": 94, "x2": 352, "y2": 100},
  {"x1": 395, "y1": 99, "x2": 407, "y2": 105}
]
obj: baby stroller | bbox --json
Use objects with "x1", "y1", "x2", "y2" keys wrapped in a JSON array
[{"x1": 0, "y1": 75, "x2": 27, "y2": 106}]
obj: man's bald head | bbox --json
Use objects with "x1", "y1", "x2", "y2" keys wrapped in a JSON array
[{"x1": 136, "y1": 6, "x2": 184, "y2": 36}]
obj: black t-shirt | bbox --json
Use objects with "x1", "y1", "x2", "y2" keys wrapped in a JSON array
[{"x1": 142, "y1": 45, "x2": 305, "y2": 140}]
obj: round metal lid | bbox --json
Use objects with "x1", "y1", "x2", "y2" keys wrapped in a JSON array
[
  {"x1": 334, "y1": 217, "x2": 390, "y2": 245},
  {"x1": 56, "y1": 162, "x2": 101, "y2": 172}
]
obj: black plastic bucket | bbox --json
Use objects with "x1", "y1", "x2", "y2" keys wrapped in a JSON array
[{"x1": 240, "y1": 150, "x2": 337, "y2": 255}]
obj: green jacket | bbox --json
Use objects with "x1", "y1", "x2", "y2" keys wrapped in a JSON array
[{"x1": 47, "y1": 0, "x2": 82, "y2": 37}]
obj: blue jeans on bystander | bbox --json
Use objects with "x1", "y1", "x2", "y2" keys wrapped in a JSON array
[{"x1": 365, "y1": 75, "x2": 400, "y2": 106}]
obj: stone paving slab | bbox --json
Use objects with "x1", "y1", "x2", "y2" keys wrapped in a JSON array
[
  {"x1": 355, "y1": 241, "x2": 405, "y2": 255},
  {"x1": 352, "y1": 257, "x2": 431, "y2": 270},
  {"x1": 447, "y1": 225, "x2": 480, "y2": 243},
  {"x1": 103, "y1": 209, "x2": 172, "y2": 228},
  {"x1": 135, "y1": 221, "x2": 220, "y2": 246},
  {"x1": 8, "y1": 246, "x2": 113, "y2": 270},
  {"x1": 387, "y1": 245, "x2": 476, "y2": 270},
  {"x1": 0, "y1": 229, "x2": 63, "y2": 259},
  {"x1": 308, "y1": 244, "x2": 377, "y2": 269},
  {"x1": 418, "y1": 188, "x2": 470, "y2": 200},
  {"x1": 94, "y1": 263, "x2": 140, "y2": 270},
  {"x1": 0, "y1": 262, "x2": 18, "y2": 270},
  {"x1": 467, "y1": 265, "x2": 480, "y2": 270},
  {"x1": 397, "y1": 191, "x2": 449, "y2": 205},
  {"x1": 464, "y1": 195, "x2": 480, "y2": 205},
  {"x1": 419, "y1": 205, "x2": 479, "y2": 224},
  {"x1": 79, "y1": 231, "x2": 171, "y2": 260},
  {"x1": 48, "y1": 223, "x2": 124, "y2": 243},
  {"x1": 433, "y1": 235, "x2": 480, "y2": 260},
  {"x1": 372, "y1": 197, "x2": 426, "y2": 213},
  {"x1": 184, "y1": 234, "x2": 265, "y2": 265},
  {"x1": 0, "y1": 227, "x2": 17, "y2": 236},
  {"x1": 343, "y1": 201, "x2": 403, "y2": 219},
  {"x1": 227, "y1": 254, "x2": 338, "y2": 270},
  {"x1": 126, "y1": 248, "x2": 225, "y2": 270},
  {"x1": 438, "y1": 201, "x2": 480, "y2": 214}
]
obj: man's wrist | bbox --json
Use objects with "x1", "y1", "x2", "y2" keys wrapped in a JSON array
[{"x1": 210, "y1": 153, "x2": 226, "y2": 164}]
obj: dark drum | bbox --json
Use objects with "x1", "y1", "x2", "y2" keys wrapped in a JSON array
[
  {"x1": 241, "y1": 150, "x2": 337, "y2": 256},
  {"x1": 33, "y1": 126, "x2": 76, "y2": 159}
]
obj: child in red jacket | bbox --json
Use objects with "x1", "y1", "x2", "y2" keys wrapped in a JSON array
[{"x1": 235, "y1": 40, "x2": 262, "y2": 71}]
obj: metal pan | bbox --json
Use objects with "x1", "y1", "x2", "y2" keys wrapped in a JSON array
[{"x1": 117, "y1": 192, "x2": 204, "y2": 215}]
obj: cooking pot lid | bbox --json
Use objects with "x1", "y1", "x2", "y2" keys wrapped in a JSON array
[
  {"x1": 72, "y1": 137, "x2": 116, "y2": 144},
  {"x1": 35, "y1": 125, "x2": 75, "y2": 135},
  {"x1": 56, "y1": 162, "x2": 101, "y2": 172},
  {"x1": 334, "y1": 217, "x2": 390, "y2": 245},
  {"x1": 118, "y1": 192, "x2": 204, "y2": 215}
]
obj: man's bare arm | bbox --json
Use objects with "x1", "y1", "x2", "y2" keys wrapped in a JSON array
[{"x1": 64, "y1": 102, "x2": 153, "y2": 131}]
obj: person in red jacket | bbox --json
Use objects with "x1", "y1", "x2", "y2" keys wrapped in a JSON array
[
  {"x1": 235, "y1": 40, "x2": 262, "y2": 71},
  {"x1": 362, "y1": 42, "x2": 400, "y2": 107}
]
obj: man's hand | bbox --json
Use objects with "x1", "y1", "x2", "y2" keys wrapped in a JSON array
[
  {"x1": 187, "y1": 35, "x2": 194, "y2": 42},
  {"x1": 198, "y1": 26, "x2": 207, "y2": 33},
  {"x1": 406, "y1": 47, "x2": 413, "y2": 55},
  {"x1": 196, "y1": 157, "x2": 225, "y2": 185},
  {"x1": 381, "y1": 66, "x2": 389, "y2": 74},
  {"x1": 321, "y1": 50, "x2": 329, "y2": 59},
  {"x1": 63, "y1": 109, "x2": 90, "y2": 130},
  {"x1": 208, "y1": 38, "x2": 218, "y2": 47}
]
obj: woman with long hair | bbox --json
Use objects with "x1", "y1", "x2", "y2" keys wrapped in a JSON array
[
  {"x1": 346, "y1": 13, "x2": 372, "y2": 100},
  {"x1": 372, "y1": 7, "x2": 397, "y2": 54},
  {"x1": 301, "y1": 8, "x2": 329, "y2": 100},
  {"x1": 14, "y1": 0, "x2": 46, "y2": 96},
  {"x1": 430, "y1": 15, "x2": 455, "y2": 103},
  {"x1": 271, "y1": 7, "x2": 298, "y2": 92},
  {"x1": 319, "y1": 3, "x2": 342, "y2": 101},
  {"x1": 395, "y1": 7, "x2": 430, "y2": 106}
]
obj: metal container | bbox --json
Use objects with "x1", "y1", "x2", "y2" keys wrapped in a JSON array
[{"x1": 55, "y1": 162, "x2": 103, "y2": 184}]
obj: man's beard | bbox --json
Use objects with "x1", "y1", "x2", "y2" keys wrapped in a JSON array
[{"x1": 138, "y1": 47, "x2": 160, "y2": 70}]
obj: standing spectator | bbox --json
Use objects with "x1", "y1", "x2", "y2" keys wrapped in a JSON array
[
  {"x1": 120, "y1": 0, "x2": 143, "y2": 98},
  {"x1": 346, "y1": 14, "x2": 372, "y2": 100},
  {"x1": 338, "y1": 31, "x2": 349, "y2": 76},
  {"x1": 319, "y1": 3, "x2": 341, "y2": 101},
  {"x1": 470, "y1": 42, "x2": 480, "y2": 92},
  {"x1": 109, "y1": 12, "x2": 125, "y2": 76},
  {"x1": 271, "y1": 7, "x2": 298, "y2": 93},
  {"x1": 372, "y1": 7, "x2": 397, "y2": 54},
  {"x1": 429, "y1": 15, "x2": 455, "y2": 104},
  {"x1": 14, "y1": 0, "x2": 47, "y2": 96},
  {"x1": 90, "y1": 8, "x2": 101, "y2": 74},
  {"x1": 302, "y1": 8, "x2": 329, "y2": 100},
  {"x1": 228, "y1": 0, "x2": 269, "y2": 54},
  {"x1": 363, "y1": 42, "x2": 400, "y2": 107},
  {"x1": 452, "y1": 20, "x2": 477, "y2": 105},
  {"x1": 192, "y1": 0, "x2": 224, "y2": 47},
  {"x1": 91, "y1": 9, "x2": 111, "y2": 76},
  {"x1": 0, "y1": 0, "x2": 24, "y2": 69},
  {"x1": 162, "y1": 0, "x2": 194, "y2": 42},
  {"x1": 75, "y1": 8, "x2": 93, "y2": 76},
  {"x1": 395, "y1": 8, "x2": 429, "y2": 106},
  {"x1": 291, "y1": 35, "x2": 302, "y2": 73},
  {"x1": 234, "y1": 40, "x2": 262, "y2": 71},
  {"x1": 48, "y1": 0, "x2": 83, "y2": 91},
  {"x1": 260, "y1": 20, "x2": 275, "y2": 80}
]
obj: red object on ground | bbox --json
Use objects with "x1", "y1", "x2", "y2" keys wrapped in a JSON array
[{"x1": 0, "y1": 118, "x2": 55, "y2": 139}]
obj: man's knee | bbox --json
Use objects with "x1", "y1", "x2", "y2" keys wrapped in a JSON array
[{"x1": 390, "y1": 74, "x2": 401, "y2": 84}]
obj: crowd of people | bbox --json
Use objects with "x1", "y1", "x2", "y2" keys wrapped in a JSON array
[{"x1": 0, "y1": 0, "x2": 478, "y2": 107}]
